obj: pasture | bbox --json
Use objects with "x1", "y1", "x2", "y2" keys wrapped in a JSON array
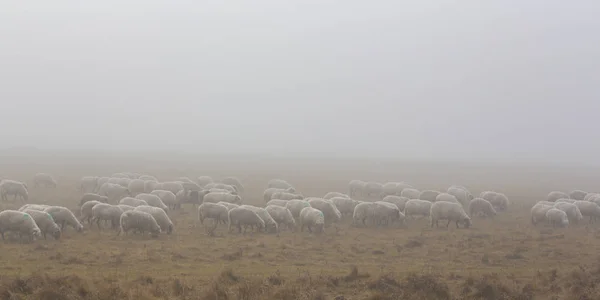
[{"x1": 0, "y1": 152, "x2": 599, "y2": 299}]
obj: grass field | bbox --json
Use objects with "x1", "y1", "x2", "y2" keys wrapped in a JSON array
[{"x1": 0, "y1": 153, "x2": 599, "y2": 299}]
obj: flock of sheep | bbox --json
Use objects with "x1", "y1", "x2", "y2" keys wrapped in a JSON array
[
  {"x1": 531, "y1": 190, "x2": 600, "y2": 228},
  {"x1": 0, "y1": 172, "x2": 520, "y2": 243}
]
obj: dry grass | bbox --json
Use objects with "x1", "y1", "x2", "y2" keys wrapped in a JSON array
[{"x1": 0, "y1": 153, "x2": 600, "y2": 299}]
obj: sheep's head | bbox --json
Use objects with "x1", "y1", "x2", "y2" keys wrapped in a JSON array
[
  {"x1": 52, "y1": 227, "x2": 62, "y2": 240},
  {"x1": 462, "y1": 217, "x2": 472, "y2": 228},
  {"x1": 167, "y1": 224, "x2": 173, "y2": 235}
]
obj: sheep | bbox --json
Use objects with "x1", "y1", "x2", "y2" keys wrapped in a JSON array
[
  {"x1": 348, "y1": 179, "x2": 367, "y2": 198},
  {"x1": 574, "y1": 201, "x2": 600, "y2": 223},
  {"x1": 117, "y1": 204, "x2": 135, "y2": 212},
  {"x1": 447, "y1": 186, "x2": 473, "y2": 206},
  {"x1": 268, "y1": 179, "x2": 294, "y2": 190},
  {"x1": 271, "y1": 191, "x2": 303, "y2": 201},
  {"x1": 80, "y1": 176, "x2": 99, "y2": 193},
  {"x1": 227, "y1": 207, "x2": 265, "y2": 234},
  {"x1": 221, "y1": 177, "x2": 244, "y2": 193},
  {"x1": 265, "y1": 205, "x2": 296, "y2": 232},
  {"x1": 127, "y1": 179, "x2": 146, "y2": 196},
  {"x1": 531, "y1": 203, "x2": 554, "y2": 225},
  {"x1": 22, "y1": 209, "x2": 61, "y2": 240},
  {"x1": 435, "y1": 193, "x2": 460, "y2": 204},
  {"x1": 203, "y1": 192, "x2": 242, "y2": 204},
  {"x1": 134, "y1": 206, "x2": 173, "y2": 234},
  {"x1": 217, "y1": 202, "x2": 239, "y2": 211},
  {"x1": 91, "y1": 203, "x2": 124, "y2": 230},
  {"x1": 80, "y1": 200, "x2": 102, "y2": 225},
  {"x1": 299, "y1": 207, "x2": 325, "y2": 233},
  {"x1": 285, "y1": 200, "x2": 311, "y2": 219},
  {"x1": 135, "y1": 193, "x2": 168, "y2": 211},
  {"x1": 198, "y1": 202, "x2": 229, "y2": 227},
  {"x1": 323, "y1": 192, "x2": 349, "y2": 200},
  {"x1": 401, "y1": 188, "x2": 421, "y2": 200},
  {"x1": 196, "y1": 176, "x2": 214, "y2": 187},
  {"x1": 204, "y1": 183, "x2": 238, "y2": 194},
  {"x1": 79, "y1": 193, "x2": 109, "y2": 206},
  {"x1": 330, "y1": 196, "x2": 360, "y2": 217},
  {"x1": 365, "y1": 182, "x2": 384, "y2": 199},
  {"x1": 33, "y1": 173, "x2": 57, "y2": 188},
  {"x1": 480, "y1": 191, "x2": 509, "y2": 211},
  {"x1": 119, "y1": 197, "x2": 148, "y2": 207},
  {"x1": 0, "y1": 210, "x2": 42, "y2": 242},
  {"x1": 94, "y1": 177, "x2": 110, "y2": 193},
  {"x1": 430, "y1": 201, "x2": 471, "y2": 229},
  {"x1": 374, "y1": 201, "x2": 405, "y2": 226},
  {"x1": 118, "y1": 210, "x2": 161, "y2": 237},
  {"x1": 381, "y1": 195, "x2": 410, "y2": 211},
  {"x1": 97, "y1": 182, "x2": 130, "y2": 203},
  {"x1": 154, "y1": 181, "x2": 184, "y2": 195},
  {"x1": 139, "y1": 175, "x2": 158, "y2": 182},
  {"x1": 266, "y1": 199, "x2": 289, "y2": 207},
  {"x1": 468, "y1": 198, "x2": 497, "y2": 218},
  {"x1": 553, "y1": 202, "x2": 583, "y2": 224},
  {"x1": 44, "y1": 206, "x2": 84, "y2": 232},
  {"x1": 239, "y1": 205, "x2": 278, "y2": 234},
  {"x1": 403, "y1": 199, "x2": 432, "y2": 219},
  {"x1": 263, "y1": 187, "x2": 293, "y2": 202},
  {"x1": 547, "y1": 191, "x2": 570, "y2": 202},
  {"x1": 569, "y1": 190, "x2": 588, "y2": 201},
  {"x1": 144, "y1": 180, "x2": 159, "y2": 193},
  {"x1": 545, "y1": 208, "x2": 569, "y2": 228},
  {"x1": 419, "y1": 190, "x2": 441, "y2": 202},
  {"x1": 308, "y1": 198, "x2": 341, "y2": 225},
  {"x1": 18, "y1": 204, "x2": 50, "y2": 212},
  {"x1": 0, "y1": 180, "x2": 28, "y2": 202},
  {"x1": 352, "y1": 202, "x2": 377, "y2": 227}
]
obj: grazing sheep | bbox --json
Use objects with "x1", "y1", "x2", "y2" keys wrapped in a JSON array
[
  {"x1": 574, "y1": 201, "x2": 600, "y2": 223},
  {"x1": 365, "y1": 182, "x2": 384, "y2": 199},
  {"x1": 91, "y1": 203, "x2": 124, "y2": 230},
  {"x1": 204, "y1": 192, "x2": 242, "y2": 204},
  {"x1": 381, "y1": 195, "x2": 410, "y2": 211},
  {"x1": 198, "y1": 202, "x2": 229, "y2": 226},
  {"x1": 468, "y1": 198, "x2": 497, "y2": 217},
  {"x1": 531, "y1": 203, "x2": 554, "y2": 225},
  {"x1": 285, "y1": 200, "x2": 311, "y2": 219},
  {"x1": 430, "y1": 201, "x2": 471, "y2": 229},
  {"x1": 119, "y1": 197, "x2": 148, "y2": 207},
  {"x1": 271, "y1": 191, "x2": 303, "y2": 201},
  {"x1": 569, "y1": 190, "x2": 588, "y2": 201},
  {"x1": 0, "y1": 180, "x2": 28, "y2": 202},
  {"x1": 403, "y1": 199, "x2": 432, "y2": 219},
  {"x1": 352, "y1": 202, "x2": 377, "y2": 227},
  {"x1": 239, "y1": 205, "x2": 278, "y2": 234},
  {"x1": 18, "y1": 204, "x2": 50, "y2": 212},
  {"x1": 266, "y1": 199, "x2": 289, "y2": 207},
  {"x1": 33, "y1": 173, "x2": 57, "y2": 188},
  {"x1": 217, "y1": 202, "x2": 239, "y2": 211},
  {"x1": 80, "y1": 200, "x2": 102, "y2": 225},
  {"x1": 419, "y1": 190, "x2": 441, "y2": 202},
  {"x1": 228, "y1": 207, "x2": 265, "y2": 234},
  {"x1": 154, "y1": 181, "x2": 184, "y2": 195},
  {"x1": 299, "y1": 207, "x2": 325, "y2": 233},
  {"x1": 134, "y1": 206, "x2": 173, "y2": 234},
  {"x1": 44, "y1": 206, "x2": 84, "y2": 232},
  {"x1": 374, "y1": 201, "x2": 405, "y2": 226},
  {"x1": 331, "y1": 197, "x2": 360, "y2": 217},
  {"x1": 97, "y1": 183, "x2": 130, "y2": 203},
  {"x1": 117, "y1": 204, "x2": 135, "y2": 212},
  {"x1": 553, "y1": 202, "x2": 583, "y2": 224},
  {"x1": 221, "y1": 177, "x2": 244, "y2": 193},
  {"x1": 266, "y1": 205, "x2": 296, "y2": 232},
  {"x1": 348, "y1": 179, "x2": 367, "y2": 198},
  {"x1": 80, "y1": 176, "x2": 99, "y2": 193},
  {"x1": 127, "y1": 179, "x2": 146, "y2": 196},
  {"x1": 268, "y1": 179, "x2": 294, "y2": 190},
  {"x1": 196, "y1": 176, "x2": 214, "y2": 187},
  {"x1": 401, "y1": 188, "x2": 421, "y2": 200},
  {"x1": 0, "y1": 210, "x2": 42, "y2": 242},
  {"x1": 23, "y1": 209, "x2": 61, "y2": 240},
  {"x1": 435, "y1": 193, "x2": 460, "y2": 204},
  {"x1": 135, "y1": 193, "x2": 168, "y2": 211},
  {"x1": 308, "y1": 198, "x2": 342, "y2": 225},
  {"x1": 447, "y1": 186, "x2": 473, "y2": 206},
  {"x1": 323, "y1": 192, "x2": 349, "y2": 200},
  {"x1": 118, "y1": 210, "x2": 161, "y2": 237},
  {"x1": 480, "y1": 191, "x2": 509, "y2": 211},
  {"x1": 547, "y1": 191, "x2": 570, "y2": 202},
  {"x1": 79, "y1": 193, "x2": 109, "y2": 206},
  {"x1": 139, "y1": 175, "x2": 158, "y2": 182},
  {"x1": 545, "y1": 208, "x2": 569, "y2": 228}
]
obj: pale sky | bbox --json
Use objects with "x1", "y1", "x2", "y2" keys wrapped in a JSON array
[{"x1": 0, "y1": 1, "x2": 599, "y2": 163}]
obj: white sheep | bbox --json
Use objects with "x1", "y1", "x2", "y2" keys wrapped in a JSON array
[
  {"x1": 135, "y1": 193, "x2": 168, "y2": 211},
  {"x1": 330, "y1": 196, "x2": 360, "y2": 217},
  {"x1": 323, "y1": 192, "x2": 349, "y2": 200},
  {"x1": 79, "y1": 193, "x2": 109, "y2": 206},
  {"x1": 419, "y1": 190, "x2": 441, "y2": 202},
  {"x1": 97, "y1": 182, "x2": 130, "y2": 203},
  {"x1": 480, "y1": 191, "x2": 509, "y2": 211},
  {"x1": 352, "y1": 202, "x2": 377, "y2": 227},
  {"x1": 80, "y1": 200, "x2": 102, "y2": 225},
  {"x1": 348, "y1": 179, "x2": 367, "y2": 198},
  {"x1": 203, "y1": 192, "x2": 242, "y2": 204},
  {"x1": 266, "y1": 199, "x2": 289, "y2": 207},
  {"x1": 134, "y1": 205, "x2": 173, "y2": 234},
  {"x1": 265, "y1": 205, "x2": 296, "y2": 232},
  {"x1": 299, "y1": 207, "x2": 325, "y2": 233},
  {"x1": 198, "y1": 202, "x2": 229, "y2": 226},
  {"x1": 196, "y1": 176, "x2": 214, "y2": 187},
  {"x1": 468, "y1": 198, "x2": 497, "y2": 218},
  {"x1": 44, "y1": 206, "x2": 84, "y2": 232},
  {"x1": 573, "y1": 201, "x2": 600, "y2": 223},
  {"x1": 268, "y1": 179, "x2": 294, "y2": 190},
  {"x1": 239, "y1": 205, "x2": 278, "y2": 234},
  {"x1": 127, "y1": 179, "x2": 146, "y2": 196},
  {"x1": 144, "y1": 180, "x2": 159, "y2": 193},
  {"x1": 80, "y1": 176, "x2": 99, "y2": 193},
  {"x1": 23, "y1": 209, "x2": 61, "y2": 240},
  {"x1": 176, "y1": 190, "x2": 209, "y2": 209},
  {"x1": 0, "y1": 180, "x2": 28, "y2": 202},
  {"x1": 285, "y1": 200, "x2": 311, "y2": 219},
  {"x1": 119, "y1": 197, "x2": 148, "y2": 207},
  {"x1": 435, "y1": 193, "x2": 460, "y2": 204},
  {"x1": 118, "y1": 210, "x2": 161, "y2": 237},
  {"x1": 569, "y1": 189, "x2": 588, "y2": 201},
  {"x1": 365, "y1": 182, "x2": 384, "y2": 199},
  {"x1": 221, "y1": 177, "x2": 244, "y2": 193},
  {"x1": 403, "y1": 199, "x2": 433, "y2": 219},
  {"x1": 33, "y1": 173, "x2": 57, "y2": 188},
  {"x1": 547, "y1": 191, "x2": 570, "y2": 202},
  {"x1": 139, "y1": 175, "x2": 158, "y2": 182},
  {"x1": 91, "y1": 203, "x2": 124, "y2": 230},
  {"x1": 308, "y1": 198, "x2": 341, "y2": 225},
  {"x1": 553, "y1": 202, "x2": 583, "y2": 224},
  {"x1": 381, "y1": 195, "x2": 410, "y2": 211},
  {"x1": 151, "y1": 190, "x2": 177, "y2": 209},
  {"x1": 430, "y1": 201, "x2": 471, "y2": 229},
  {"x1": 117, "y1": 204, "x2": 135, "y2": 212},
  {"x1": 545, "y1": 208, "x2": 569, "y2": 228},
  {"x1": 401, "y1": 188, "x2": 421, "y2": 200},
  {"x1": 531, "y1": 203, "x2": 554, "y2": 225},
  {"x1": 271, "y1": 191, "x2": 303, "y2": 201},
  {"x1": 227, "y1": 207, "x2": 265, "y2": 234},
  {"x1": 0, "y1": 210, "x2": 41, "y2": 242},
  {"x1": 374, "y1": 201, "x2": 405, "y2": 226},
  {"x1": 447, "y1": 186, "x2": 473, "y2": 206}
]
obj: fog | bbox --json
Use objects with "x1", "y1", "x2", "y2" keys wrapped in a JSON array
[{"x1": 1, "y1": 1, "x2": 599, "y2": 164}]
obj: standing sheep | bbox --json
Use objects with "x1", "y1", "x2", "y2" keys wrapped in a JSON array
[
  {"x1": 403, "y1": 199, "x2": 432, "y2": 219},
  {"x1": 134, "y1": 206, "x2": 173, "y2": 234},
  {"x1": 468, "y1": 198, "x2": 497, "y2": 218},
  {"x1": 352, "y1": 202, "x2": 377, "y2": 227},
  {"x1": 430, "y1": 201, "x2": 471, "y2": 229},
  {"x1": 545, "y1": 208, "x2": 569, "y2": 228},
  {"x1": 531, "y1": 203, "x2": 554, "y2": 225},
  {"x1": 239, "y1": 205, "x2": 278, "y2": 234},
  {"x1": 374, "y1": 201, "x2": 405, "y2": 226},
  {"x1": 569, "y1": 190, "x2": 588, "y2": 201},
  {"x1": 553, "y1": 202, "x2": 583, "y2": 224},
  {"x1": 480, "y1": 191, "x2": 509, "y2": 211},
  {"x1": 227, "y1": 207, "x2": 265, "y2": 234},
  {"x1": 265, "y1": 205, "x2": 296, "y2": 232},
  {"x1": 401, "y1": 188, "x2": 421, "y2": 200},
  {"x1": 23, "y1": 209, "x2": 61, "y2": 240},
  {"x1": 118, "y1": 210, "x2": 161, "y2": 237},
  {"x1": 308, "y1": 198, "x2": 341, "y2": 225},
  {"x1": 0, "y1": 210, "x2": 42, "y2": 242},
  {"x1": 299, "y1": 207, "x2": 325, "y2": 233},
  {"x1": 33, "y1": 173, "x2": 57, "y2": 188},
  {"x1": 198, "y1": 202, "x2": 229, "y2": 227},
  {"x1": 91, "y1": 203, "x2": 124, "y2": 230},
  {"x1": 0, "y1": 180, "x2": 28, "y2": 202},
  {"x1": 331, "y1": 197, "x2": 360, "y2": 217},
  {"x1": 44, "y1": 206, "x2": 84, "y2": 232},
  {"x1": 80, "y1": 200, "x2": 102, "y2": 225},
  {"x1": 574, "y1": 201, "x2": 600, "y2": 223}
]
